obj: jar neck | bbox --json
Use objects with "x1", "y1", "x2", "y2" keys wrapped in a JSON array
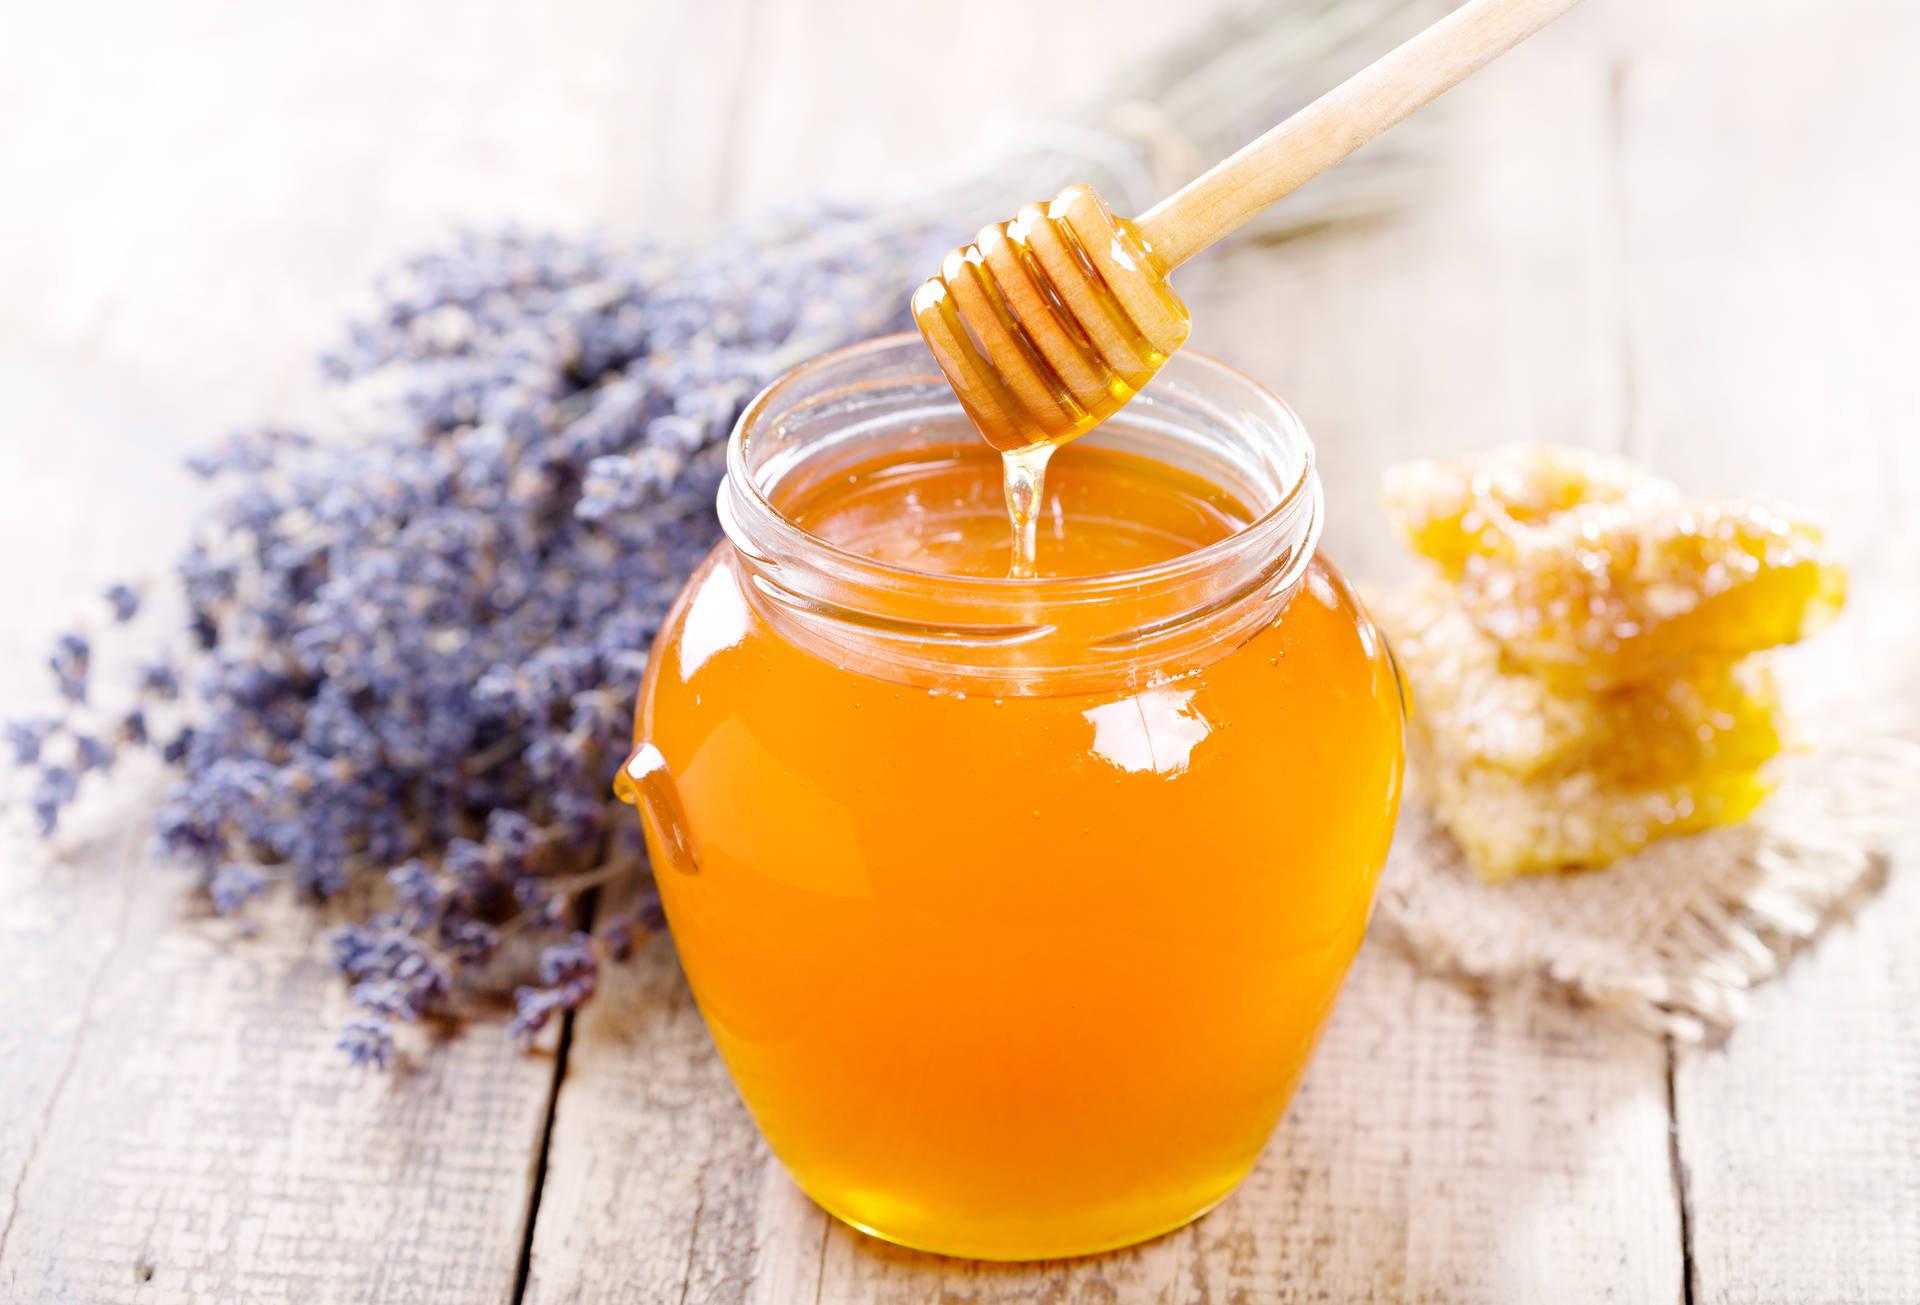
[{"x1": 716, "y1": 335, "x2": 1322, "y2": 697}]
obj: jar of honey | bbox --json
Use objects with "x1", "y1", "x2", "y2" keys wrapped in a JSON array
[{"x1": 622, "y1": 334, "x2": 1404, "y2": 1260}]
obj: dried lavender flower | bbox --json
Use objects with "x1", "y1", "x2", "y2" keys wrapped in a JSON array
[
  {"x1": 104, "y1": 583, "x2": 142, "y2": 623},
  {"x1": 338, "y1": 1015, "x2": 396, "y2": 1069},
  {"x1": 49, "y1": 632, "x2": 89, "y2": 704},
  {"x1": 6, "y1": 718, "x2": 59, "y2": 767},
  {"x1": 140, "y1": 662, "x2": 181, "y2": 700},
  {"x1": 31, "y1": 766, "x2": 80, "y2": 836},
  {"x1": 6, "y1": 210, "x2": 949, "y2": 1062},
  {"x1": 73, "y1": 734, "x2": 115, "y2": 774}
]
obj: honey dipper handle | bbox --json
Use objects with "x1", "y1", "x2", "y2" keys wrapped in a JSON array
[{"x1": 1134, "y1": 0, "x2": 1586, "y2": 268}]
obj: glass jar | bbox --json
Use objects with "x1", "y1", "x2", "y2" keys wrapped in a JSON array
[{"x1": 622, "y1": 334, "x2": 1403, "y2": 1260}]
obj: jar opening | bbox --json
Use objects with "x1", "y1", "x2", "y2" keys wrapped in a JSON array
[{"x1": 717, "y1": 333, "x2": 1322, "y2": 694}]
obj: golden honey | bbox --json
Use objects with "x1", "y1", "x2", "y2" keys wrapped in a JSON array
[{"x1": 623, "y1": 338, "x2": 1403, "y2": 1259}]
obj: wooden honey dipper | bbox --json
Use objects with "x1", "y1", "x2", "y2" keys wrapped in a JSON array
[{"x1": 914, "y1": 0, "x2": 1587, "y2": 454}]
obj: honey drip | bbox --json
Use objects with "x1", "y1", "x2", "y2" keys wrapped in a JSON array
[
  {"x1": 1001, "y1": 444, "x2": 1054, "y2": 578},
  {"x1": 910, "y1": 185, "x2": 1192, "y2": 573}
]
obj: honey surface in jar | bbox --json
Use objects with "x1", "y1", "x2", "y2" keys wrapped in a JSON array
[
  {"x1": 783, "y1": 441, "x2": 1247, "y2": 577},
  {"x1": 630, "y1": 436, "x2": 1403, "y2": 1259}
]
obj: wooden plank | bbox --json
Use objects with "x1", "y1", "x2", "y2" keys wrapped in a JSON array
[
  {"x1": 517, "y1": 918, "x2": 829, "y2": 1305},
  {"x1": 0, "y1": 856, "x2": 563, "y2": 1304},
  {"x1": 1610, "y1": 1, "x2": 1920, "y2": 1301},
  {"x1": 0, "y1": 370, "x2": 562, "y2": 1305},
  {"x1": 1674, "y1": 864, "x2": 1920, "y2": 1305}
]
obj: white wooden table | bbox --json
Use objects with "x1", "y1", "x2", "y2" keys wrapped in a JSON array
[{"x1": 3, "y1": 0, "x2": 1917, "y2": 1300}]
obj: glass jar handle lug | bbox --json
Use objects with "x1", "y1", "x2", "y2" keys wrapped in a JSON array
[{"x1": 615, "y1": 742, "x2": 701, "y2": 876}]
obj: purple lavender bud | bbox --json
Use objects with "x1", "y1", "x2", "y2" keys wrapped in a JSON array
[
  {"x1": 328, "y1": 923, "x2": 375, "y2": 975},
  {"x1": 485, "y1": 808, "x2": 541, "y2": 861},
  {"x1": 597, "y1": 913, "x2": 637, "y2": 963},
  {"x1": 338, "y1": 1015, "x2": 396, "y2": 1068},
  {"x1": 634, "y1": 886, "x2": 668, "y2": 935},
  {"x1": 508, "y1": 986, "x2": 565, "y2": 1042},
  {"x1": 537, "y1": 935, "x2": 597, "y2": 988},
  {"x1": 160, "y1": 729, "x2": 195, "y2": 765},
  {"x1": 49, "y1": 632, "x2": 90, "y2": 704},
  {"x1": 6, "y1": 718, "x2": 59, "y2": 767},
  {"x1": 388, "y1": 859, "x2": 448, "y2": 917},
  {"x1": 119, "y1": 709, "x2": 149, "y2": 747},
  {"x1": 209, "y1": 862, "x2": 268, "y2": 914},
  {"x1": 443, "y1": 838, "x2": 495, "y2": 884},
  {"x1": 349, "y1": 979, "x2": 413, "y2": 1019},
  {"x1": 30, "y1": 765, "x2": 80, "y2": 836},
  {"x1": 513, "y1": 876, "x2": 551, "y2": 911},
  {"x1": 140, "y1": 662, "x2": 181, "y2": 701},
  {"x1": 74, "y1": 734, "x2": 115, "y2": 774},
  {"x1": 550, "y1": 789, "x2": 607, "y2": 853},
  {"x1": 442, "y1": 918, "x2": 500, "y2": 966},
  {"x1": 104, "y1": 583, "x2": 141, "y2": 623}
]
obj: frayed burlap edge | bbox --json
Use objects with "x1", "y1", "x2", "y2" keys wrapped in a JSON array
[{"x1": 1370, "y1": 640, "x2": 1920, "y2": 1043}]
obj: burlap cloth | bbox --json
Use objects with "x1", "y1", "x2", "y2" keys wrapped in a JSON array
[{"x1": 1369, "y1": 583, "x2": 1920, "y2": 1042}]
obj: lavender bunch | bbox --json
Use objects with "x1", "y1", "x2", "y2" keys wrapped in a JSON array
[{"x1": 11, "y1": 210, "x2": 946, "y2": 1066}]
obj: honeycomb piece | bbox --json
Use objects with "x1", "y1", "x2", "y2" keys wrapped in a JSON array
[
  {"x1": 1382, "y1": 445, "x2": 1653, "y2": 577},
  {"x1": 1376, "y1": 583, "x2": 1784, "y2": 787},
  {"x1": 1415, "y1": 760, "x2": 1773, "y2": 882},
  {"x1": 1384, "y1": 446, "x2": 1846, "y2": 689},
  {"x1": 1373, "y1": 579, "x2": 1788, "y2": 881}
]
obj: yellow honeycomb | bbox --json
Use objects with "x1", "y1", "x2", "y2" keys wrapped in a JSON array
[
  {"x1": 1376, "y1": 447, "x2": 1843, "y2": 881},
  {"x1": 1375, "y1": 583, "x2": 1784, "y2": 880},
  {"x1": 1412, "y1": 761, "x2": 1774, "y2": 882},
  {"x1": 1384, "y1": 446, "x2": 1846, "y2": 689}
]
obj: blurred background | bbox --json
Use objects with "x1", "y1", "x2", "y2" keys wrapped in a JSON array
[{"x1": 6, "y1": 0, "x2": 1914, "y2": 601}]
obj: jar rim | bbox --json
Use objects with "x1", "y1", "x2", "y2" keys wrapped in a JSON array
[
  {"x1": 716, "y1": 332, "x2": 1324, "y2": 693},
  {"x1": 722, "y1": 333, "x2": 1318, "y2": 599}
]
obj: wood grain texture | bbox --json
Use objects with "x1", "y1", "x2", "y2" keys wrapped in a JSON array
[
  {"x1": 1674, "y1": 863, "x2": 1920, "y2": 1305},
  {"x1": 0, "y1": 850, "x2": 561, "y2": 1304},
  {"x1": 1612, "y1": 1, "x2": 1920, "y2": 1301}
]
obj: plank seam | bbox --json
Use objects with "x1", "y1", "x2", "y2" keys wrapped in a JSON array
[
  {"x1": 1665, "y1": 1036, "x2": 1698, "y2": 1305},
  {"x1": 809, "y1": 1207, "x2": 830, "y2": 1305},
  {"x1": 512, "y1": 1008, "x2": 576, "y2": 1305}
]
